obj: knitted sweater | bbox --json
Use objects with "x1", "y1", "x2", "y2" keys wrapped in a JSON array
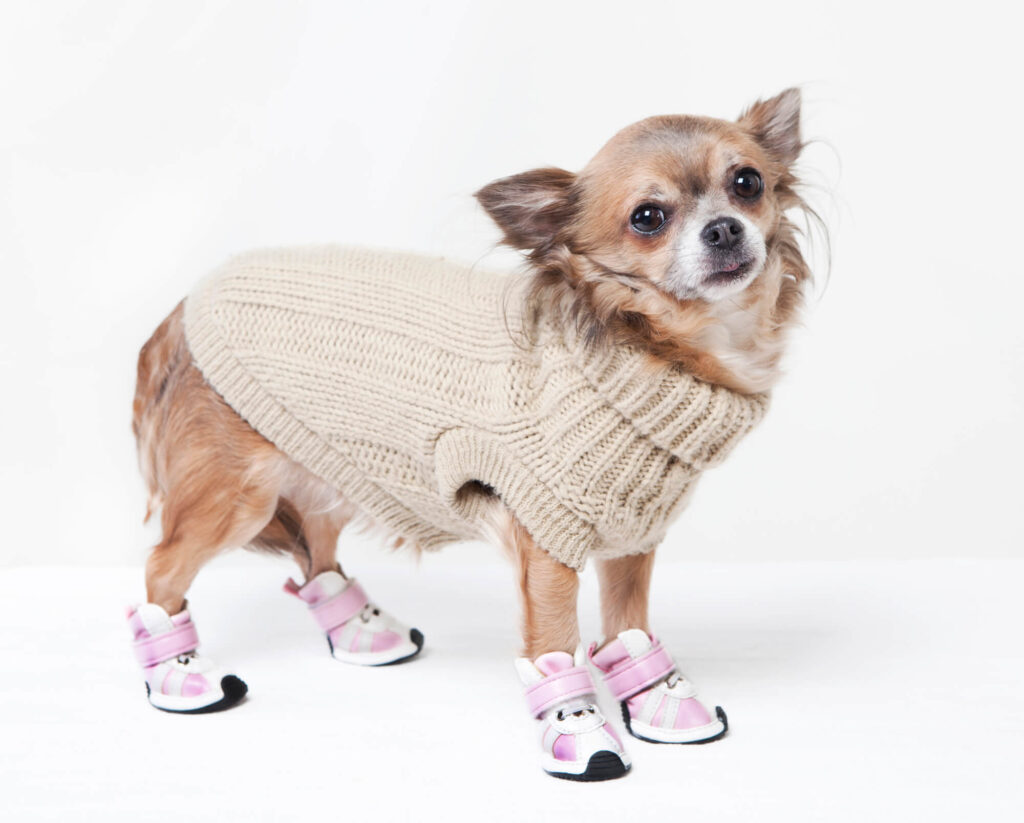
[{"x1": 183, "y1": 246, "x2": 769, "y2": 570}]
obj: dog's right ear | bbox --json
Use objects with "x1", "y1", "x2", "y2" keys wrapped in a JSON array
[{"x1": 475, "y1": 168, "x2": 576, "y2": 251}]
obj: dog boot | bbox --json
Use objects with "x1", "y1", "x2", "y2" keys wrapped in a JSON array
[
  {"x1": 285, "y1": 570, "x2": 423, "y2": 665},
  {"x1": 589, "y1": 629, "x2": 727, "y2": 744},
  {"x1": 515, "y1": 647, "x2": 631, "y2": 781},
  {"x1": 127, "y1": 603, "x2": 248, "y2": 713}
]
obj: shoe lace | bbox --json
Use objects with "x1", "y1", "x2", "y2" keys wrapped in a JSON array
[{"x1": 359, "y1": 605, "x2": 382, "y2": 624}]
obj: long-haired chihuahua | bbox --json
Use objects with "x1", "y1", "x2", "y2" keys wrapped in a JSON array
[{"x1": 129, "y1": 88, "x2": 816, "y2": 781}]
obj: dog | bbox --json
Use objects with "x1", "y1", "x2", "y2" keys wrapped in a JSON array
[{"x1": 129, "y1": 88, "x2": 814, "y2": 781}]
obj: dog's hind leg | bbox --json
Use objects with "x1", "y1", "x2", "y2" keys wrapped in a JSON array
[
  {"x1": 145, "y1": 467, "x2": 281, "y2": 614},
  {"x1": 128, "y1": 452, "x2": 283, "y2": 714},
  {"x1": 488, "y1": 508, "x2": 630, "y2": 781},
  {"x1": 589, "y1": 550, "x2": 728, "y2": 745},
  {"x1": 274, "y1": 483, "x2": 424, "y2": 666},
  {"x1": 129, "y1": 301, "x2": 288, "y2": 710}
]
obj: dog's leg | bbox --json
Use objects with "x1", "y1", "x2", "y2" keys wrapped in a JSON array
[
  {"x1": 146, "y1": 483, "x2": 278, "y2": 614},
  {"x1": 515, "y1": 528, "x2": 581, "y2": 658},
  {"x1": 280, "y1": 502, "x2": 424, "y2": 666},
  {"x1": 590, "y1": 550, "x2": 727, "y2": 745},
  {"x1": 128, "y1": 462, "x2": 281, "y2": 714},
  {"x1": 493, "y1": 511, "x2": 630, "y2": 781},
  {"x1": 302, "y1": 510, "x2": 349, "y2": 578},
  {"x1": 595, "y1": 552, "x2": 655, "y2": 639}
]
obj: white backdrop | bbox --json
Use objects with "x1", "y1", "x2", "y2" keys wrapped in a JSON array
[
  {"x1": 3, "y1": 5, "x2": 1023, "y2": 822},
  {"x1": 2, "y1": 1, "x2": 1021, "y2": 568}
]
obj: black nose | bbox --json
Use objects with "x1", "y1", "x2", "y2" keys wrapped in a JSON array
[{"x1": 701, "y1": 217, "x2": 744, "y2": 250}]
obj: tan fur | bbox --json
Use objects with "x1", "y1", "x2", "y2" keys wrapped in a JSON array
[
  {"x1": 478, "y1": 91, "x2": 814, "y2": 394},
  {"x1": 595, "y1": 552, "x2": 656, "y2": 639},
  {"x1": 132, "y1": 89, "x2": 817, "y2": 661},
  {"x1": 133, "y1": 304, "x2": 353, "y2": 611},
  {"x1": 480, "y1": 504, "x2": 581, "y2": 657}
]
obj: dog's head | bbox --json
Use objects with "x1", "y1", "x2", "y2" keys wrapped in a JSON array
[{"x1": 476, "y1": 87, "x2": 809, "y2": 308}]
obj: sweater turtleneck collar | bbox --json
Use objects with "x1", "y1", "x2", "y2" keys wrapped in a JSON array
[{"x1": 544, "y1": 311, "x2": 770, "y2": 471}]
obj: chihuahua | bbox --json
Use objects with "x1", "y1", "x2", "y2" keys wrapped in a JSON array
[{"x1": 129, "y1": 88, "x2": 814, "y2": 781}]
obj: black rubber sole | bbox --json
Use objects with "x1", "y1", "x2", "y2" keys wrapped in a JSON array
[
  {"x1": 547, "y1": 751, "x2": 631, "y2": 782},
  {"x1": 147, "y1": 675, "x2": 249, "y2": 715},
  {"x1": 326, "y1": 627, "x2": 425, "y2": 666},
  {"x1": 621, "y1": 702, "x2": 729, "y2": 745},
  {"x1": 376, "y1": 627, "x2": 425, "y2": 666}
]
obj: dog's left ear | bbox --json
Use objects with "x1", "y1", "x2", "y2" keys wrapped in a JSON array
[
  {"x1": 475, "y1": 167, "x2": 576, "y2": 251},
  {"x1": 738, "y1": 87, "x2": 802, "y2": 166}
]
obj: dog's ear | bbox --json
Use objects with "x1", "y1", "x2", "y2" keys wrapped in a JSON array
[
  {"x1": 475, "y1": 167, "x2": 576, "y2": 250},
  {"x1": 738, "y1": 87, "x2": 802, "y2": 166}
]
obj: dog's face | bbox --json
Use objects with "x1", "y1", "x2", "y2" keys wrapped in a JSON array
[{"x1": 477, "y1": 88, "x2": 803, "y2": 305}]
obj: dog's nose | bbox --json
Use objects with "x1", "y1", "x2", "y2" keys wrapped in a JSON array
[{"x1": 701, "y1": 217, "x2": 744, "y2": 250}]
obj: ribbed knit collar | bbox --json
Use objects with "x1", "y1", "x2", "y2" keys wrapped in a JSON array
[{"x1": 551, "y1": 317, "x2": 770, "y2": 469}]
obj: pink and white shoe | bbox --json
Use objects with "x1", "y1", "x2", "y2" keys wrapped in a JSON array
[
  {"x1": 590, "y1": 629, "x2": 727, "y2": 744},
  {"x1": 285, "y1": 570, "x2": 423, "y2": 666},
  {"x1": 127, "y1": 603, "x2": 248, "y2": 714},
  {"x1": 515, "y1": 647, "x2": 631, "y2": 781}
]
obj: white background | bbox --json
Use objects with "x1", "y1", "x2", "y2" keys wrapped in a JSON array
[
  {"x1": 1, "y1": 2, "x2": 1021, "y2": 821},
  {"x1": 3, "y1": 0, "x2": 1022, "y2": 568}
]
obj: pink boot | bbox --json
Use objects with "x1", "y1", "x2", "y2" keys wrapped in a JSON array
[
  {"x1": 516, "y1": 648, "x2": 631, "y2": 781},
  {"x1": 285, "y1": 570, "x2": 423, "y2": 665},
  {"x1": 589, "y1": 629, "x2": 726, "y2": 744},
  {"x1": 127, "y1": 603, "x2": 247, "y2": 713}
]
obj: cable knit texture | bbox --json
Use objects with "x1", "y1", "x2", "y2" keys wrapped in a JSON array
[{"x1": 183, "y1": 246, "x2": 769, "y2": 569}]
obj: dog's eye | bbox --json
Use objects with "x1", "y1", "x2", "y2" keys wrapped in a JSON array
[
  {"x1": 630, "y1": 204, "x2": 667, "y2": 235},
  {"x1": 733, "y1": 168, "x2": 763, "y2": 199}
]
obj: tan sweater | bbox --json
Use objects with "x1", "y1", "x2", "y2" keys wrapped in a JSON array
[{"x1": 183, "y1": 246, "x2": 768, "y2": 569}]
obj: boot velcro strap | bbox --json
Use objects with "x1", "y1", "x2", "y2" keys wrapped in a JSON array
[
  {"x1": 524, "y1": 666, "x2": 596, "y2": 718},
  {"x1": 601, "y1": 642, "x2": 676, "y2": 701},
  {"x1": 133, "y1": 621, "x2": 199, "y2": 667},
  {"x1": 308, "y1": 581, "x2": 369, "y2": 632}
]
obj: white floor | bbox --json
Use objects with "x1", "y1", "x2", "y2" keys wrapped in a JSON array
[{"x1": 2, "y1": 553, "x2": 1021, "y2": 821}]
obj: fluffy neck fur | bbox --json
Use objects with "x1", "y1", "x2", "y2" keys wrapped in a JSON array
[{"x1": 523, "y1": 213, "x2": 811, "y2": 394}]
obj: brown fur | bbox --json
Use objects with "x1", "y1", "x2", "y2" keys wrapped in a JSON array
[
  {"x1": 476, "y1": 89, "x2": 814, "y2": 394},
  {"x1": 596, "y1": 552, "x2": 657, "y2": 639},
  {"x1": 132, "y1": 89, "x2": 816, "y2": 664},
  {"x1": 133, "y1": 304, "x2": 352, "y2": 611},
  {"x1": 479, "y1": 504, "x2": 582, "y2": 656}
]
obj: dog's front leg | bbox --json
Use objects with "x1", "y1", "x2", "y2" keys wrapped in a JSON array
[
  {"x1": 590, "y1": 551, "x2": 728, "y2": 745},
  {"x1": 595, "y1": 552, "x2": 656, "y2": 638},
  {"x1": 497, "y1": 513, "x2": 630, "y2": 781},
  {"x1": 513, "y1": 528, "x2": 580, "y2": 658}
]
